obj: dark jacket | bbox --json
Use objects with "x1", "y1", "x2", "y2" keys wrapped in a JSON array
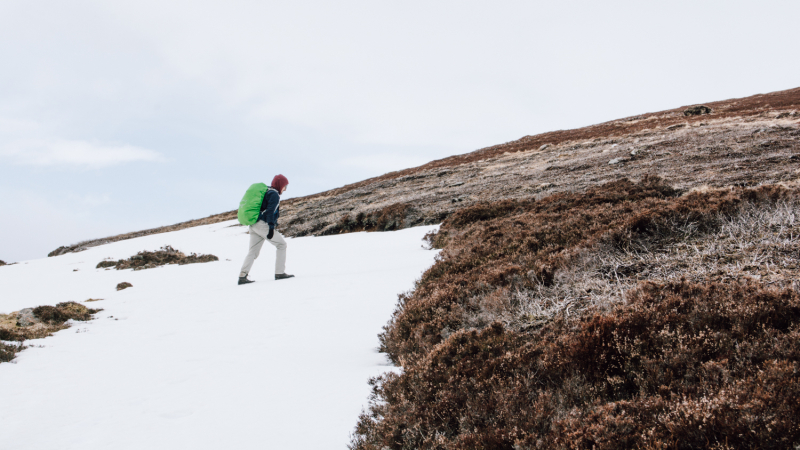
[{"x1": 258, "y1": 188, "x2": 281, "y2": 230}]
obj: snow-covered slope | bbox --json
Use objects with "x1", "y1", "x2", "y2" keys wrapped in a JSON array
[{"x1": 0, "y1": 221, "x2": 439, "y2": 450}]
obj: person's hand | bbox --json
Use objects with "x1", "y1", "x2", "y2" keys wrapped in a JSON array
[{"x1": 267, "y1": 228, "x2": 274, "y2": 240}]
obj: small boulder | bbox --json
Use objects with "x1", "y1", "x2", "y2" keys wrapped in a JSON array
[
  {"x1": 609, "y1": 158, "x2": 626, "y2": 165},
  {"x1": 539, "y1": 144, "x2": 550, "y2": 151},
  {"x1": 116, "y1": 282, "x2": 133, "y2": 291},
  {"x1": 684, "y1": 105, "x2": 712, "y2": 116},
  {"x1": 16, "y1": 308, "x2": 39, "y2": 327}
]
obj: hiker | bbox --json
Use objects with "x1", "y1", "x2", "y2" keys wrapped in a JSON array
[{"x1": 238, "y1": 174, "x2": 295, "y2": 285}]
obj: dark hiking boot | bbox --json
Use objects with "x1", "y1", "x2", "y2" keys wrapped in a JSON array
[
  {"x1": 275, "y1": 273, "x2": 295, "y2": 280},
  {"x1": 238, "y1": 276, "x2": 255, "y2": 285}
]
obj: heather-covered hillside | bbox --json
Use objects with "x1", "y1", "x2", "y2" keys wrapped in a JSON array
[
  {"x1": 351, "y1": 179, "x2": 800, "y2": 449},
  {"x1": 48, "y1": 87, "x2": 800, "y2": 256}
]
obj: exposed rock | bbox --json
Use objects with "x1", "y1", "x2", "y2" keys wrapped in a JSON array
[
  {"x1": 116, "y1": 282, "x2": 133, "y2": 291},
  {"x1": 684, "y1": 105, "x2": 712, "y2": 116},
  {"x1": 539, "y1": 144, "x2": 550, "y2": 151},
  {"x1": 667, "y1": 123, "x2": 687, "y2": 130},
  {"x1": 608, "y1": 158, "x2": 626, "y2": 165},
  {"x1": 16, "y1": 308, "x2": 38, "y2": 327}
]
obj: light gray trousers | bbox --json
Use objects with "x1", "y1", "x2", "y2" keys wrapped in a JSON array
[{"x1": 239, "y1": 221, "x2": 287, "y2": 277}]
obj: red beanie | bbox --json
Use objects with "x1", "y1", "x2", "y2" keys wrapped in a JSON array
[{"x1": 271, "y1": 174, "x2": 289, "y2": 193}]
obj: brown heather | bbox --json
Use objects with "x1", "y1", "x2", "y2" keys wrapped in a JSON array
[
  {"x1": 351, "y1": 178, "x2": 800, "y2": 450},
  {"x1": 96, "y1": 245, "x2": 218, "y2": 271},
  {"x1": 0, "y1": 301, "x2": 102, "y2": 363}
]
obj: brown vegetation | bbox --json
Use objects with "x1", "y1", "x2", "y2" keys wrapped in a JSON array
[
  {"x1": 116, "y1": 282, "x2": 133, "y2": 291},
  {"x1": 351, "y1": 179, "x2": 800, "y2": 449},
  {"x1": 97, "y1": 246, "x2": 218, "y2": 271},
  {"x1": 47, "y1": 87, "x2": 800, "y2": 256},
  {"x1": 0, "y1": 302, "x2": 102, "y2": 363},
  {"x1": 0, "y1": 341, "x2": 21, "y2": 362},
  {"x1": 322, "y1": 203, "x2": 418, "y2": 235}
]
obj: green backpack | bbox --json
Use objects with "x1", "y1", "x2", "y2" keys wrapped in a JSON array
[{"x1": 237, "y1": 183, "x2": 268, "y2": 225}]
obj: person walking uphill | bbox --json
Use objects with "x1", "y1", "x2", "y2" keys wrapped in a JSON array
[{"x1": 238, "y1": 175, "x2": 295, "y2": 285}]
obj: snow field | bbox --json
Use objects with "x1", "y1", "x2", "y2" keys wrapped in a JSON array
[{"x1": 0, "y1": 221, "x2": 439, "y2": 449}]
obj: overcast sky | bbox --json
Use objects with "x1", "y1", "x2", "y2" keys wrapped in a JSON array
[{"x1": 1, "y1": 0, "x2": 799, "y2": 262}]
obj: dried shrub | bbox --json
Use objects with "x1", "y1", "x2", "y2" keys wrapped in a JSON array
[
  {"x1": 0, "y1": 327, "x2": 28, "y2": 342},
  {"x1": 0, "y1": 260, "x2": 6, "y2": 266},
  {"x1": 32, "y1": 305, "x2": 68, "y2": 323},
  {"x1": 116, "y1": 282, "x2": 133, "y2": 291},
  {"x1": 0, "y1": 341, "x2": 23, "y2": 362},
  {"x1": 355, "y1": 281, "x2": 800, "y2": 450},
  {"x1": 98, "y1": 245, "x2": 218, "y2": 270},
  {"x1": 33, "y1": 302, "x2": 101, "y2": 324},
  {"x1": 354, "y1": 178, "x2": 800, "y2": 449}
]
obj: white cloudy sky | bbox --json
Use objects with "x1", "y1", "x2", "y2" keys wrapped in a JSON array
[{"x1": 1, "y1": 0, "x2": 799, "y2": 262}]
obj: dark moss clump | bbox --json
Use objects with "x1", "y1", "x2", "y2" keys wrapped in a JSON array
[{"x1": 33, "y1": 302, "x2": 101, "y2": 324}]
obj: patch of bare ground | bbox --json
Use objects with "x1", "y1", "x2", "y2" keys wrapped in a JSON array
[
  {"x1": 0, "y1": 302, "x2": 102, "y2": 363},
  {"x1": 350, "y1": 179, "x2": 800, "y2": 450},
  {"x1": 96, "y1": 245, "x2": 218, "y2": 271},
  {"x1": 47, "y1": 87, "x2": 800, "y2": 256}
]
